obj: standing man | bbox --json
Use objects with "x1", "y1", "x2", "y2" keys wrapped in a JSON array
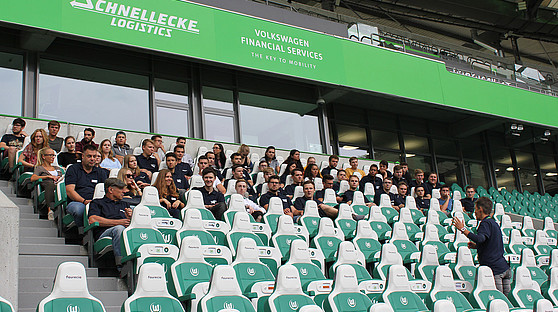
[
  {"x1": 321, "y1": 155, "x2": 339, "y2": 177},
  {"x1": 453, "y1": 197, "x2": 511, "y2": 295},
  {"x1": 194, "y1": 167, "x2": 227, "y2": 220},
  {"x1": 87, "y1": 178, "x2": 132, "y2": 263},
  {"x1": 460, "y1": 185, "x2": 477, "y2": 214},
  {"x1": 75, "y1": 128, "x2": 98, "y2": 153},
  {"x1": 112, "y1": 131, "x2": 132, "y2": 163},
  {"x1": 0, "y1": 118, "x2": 26, "y2": 171},
  {"x1": 47, "y1": 120, "x2": 64, "y2": 153},
  {"x1": 65, "y1": 144, "x2": 109, "y2": 227}
]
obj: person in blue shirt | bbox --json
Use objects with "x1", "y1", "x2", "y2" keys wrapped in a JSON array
[
  {"x1": 453, "y1": 196, "x2": 511, "y2": 295},
  {"x1": 438, "y1": 185, "x2": 453, "y2": 216}
]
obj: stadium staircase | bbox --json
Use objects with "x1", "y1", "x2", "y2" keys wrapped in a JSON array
[{"x1": 0, "y1": 180, "x2": 128, "y2": 312}]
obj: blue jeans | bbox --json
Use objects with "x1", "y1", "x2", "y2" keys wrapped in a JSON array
[
  {"x1": 66, "y1": 201, "x2": 85, "y2": 227},
  {"x1": 99, "y1": 225, "x2": 125, "y2": 257}
]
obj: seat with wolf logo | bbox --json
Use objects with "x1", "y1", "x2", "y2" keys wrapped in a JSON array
[
  {"x1": 122, "y1": 263, "x2": 184, "y2": 312},
  {"x1": 372, "y1": 243, "x2": 405, "y2": 280},
  {"x1": 232, "y1": 238, "x2": 276, "y2": 307},
  {"x1": 533, "y1": 230, "x2": 553, "y2": 258},
  {"x1": 151, "y1": 216, "x2": 182, "y2": 246},
  {"x1": 468, "y1": 266, "x2": 515, "y2": 309},
  {"x1": 404, "y1": 196, "x2": 426, "y2": 225},
  {"x1": 353, "y1": 220, "x2": 382, "y2": 266},
  {"x1": 543, "y1": 217, "x2": 558, "y2": 246},
  {"x1": 170, "y1": 236, "x2": 213, "y2": 311},
  {"x1": 351, "y1": 191, "x2": 370, "y2": 217},
  {"x1": 428, "y1": 199, "x2": 450, "y2": 225},
  {"x1": 0, "y1": 296, "x2": 13, "y2": 312},
  {"x1": 425, "y1": 266, "x2": 473, "y2": 312},
  {"x1": 264, "y1": 264, "x2": 320, "y2": 312},
  {"x1": 506, "y1": 229, "x2": 528, "y2": 256},
  {"x1": 197, "y1": 265, "x2": 256, "y2": 312},
  {"x1": 176, "y1": 209, "x2": 218, "y2": 246},
  {"x1": 425, "y1": 210, "x2": 453, "y2": 242},
  {"x1": 380, "y1": 265, "x2": 429, "y2": 312},
  {"x1": 136, "y1": 186, "x2": 172, "y2": 219},
  {"x1": 335, "y1": 204, "x2": 357, "y2": 240},
  {"x1": 389, "y1": 222, "x2": 420, "y2": 264},
  {"x1": 500, "y1": 215, "x2": 515, "y2": 238},
  {"x1": 329, "y1": 241, "x2": 371, "y2": 284},
  {"x1": 36, "y1": 262, "x2": 106, "y2": 312},
  {"x1": 224, "y1": 194, "x2": 256, "y2": 226},
  {"x1": 323, "y1": 264, "x2": 373, "y2": 312},
  {"x1": 543, "y1": 249, "x2": 558, "y2": 274},
  {"x1": 414, "y1": 245, "x2": 440, "y2": 281},
  {"x1": 181, "y1": 189, "x2": 215, "y2": 221},
  {"x1": 226, "y1": 212, "x2": 266, "y2": 256},
  {"x1": 263, "y1": 197, "x2": 286, "y2": 234},
  {"x1": 323, "y1": 188, "x2": 339, "y2": 207},
  {"x1": 420, "y1": 224, "x2": 456, "y2": 263},
  {"x1": 542, "y1": 268, "x2": 558, "y2": 305},
  {"x1": 312, "y1": 218, "x2": 343, "y2": 263},
  {"x1": 520, "y1": 248, "x2": 548, "y2": 287},
  {"x1": 285, "y1": 240, "x2": 332, "y2": 297},
  {"x1": 378, "y1": 194, "x2": 398, "y2": 224},
  {"x1": 367, "y1": 206, "x2": 392, "y2": 241},
  {"x1": 398, "y1": 208, "x2": 423, "y2": 242},
  {"x1": 521, "y1": 216, "x2": 536, "y2": 246},
  {"x1": 449, "y1": 246, "x2": 477, "y2": 291},
  {"x1": 298, "y1": 200, "x2": 322, "y2": 239},
  {"x1": 271, "y1": 215, "x2": 306, "y2": 261},
  {"x1": 507, "y1": 266, "x2": 545, "y2": 309},
  {"x1": 363, "y1": 182, "x2": 375, "y2": 202},
  {"x1": 493, "y1": 203, "x2": 505, "y2": 224},
  {"x1": 120, "y1": 206, "x2": 179, "y2": 286}
]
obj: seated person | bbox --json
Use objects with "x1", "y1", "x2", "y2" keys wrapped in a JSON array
[
  {"x1": 345, "y1": 157, "x2": 365, "y2": 177},
  {"x1": 46, "y1": 120, "x2": 64, "y2": 153},
  {"x1": 151, "y1": 135, "x2": 165, "y2": 165},
  {"x1": 255, "y1": 167, "x2": 275, "y2": 197},
  {"x1": 284, "y1": 167, "x2": 304, "y2": 198},
  {"x1": 154, "y1": 169, "x2": 185, "y2": 219},
  {"x1": 378, "y1": 160, "x2": 392, "y2": 179},
  {"x1": 98, "y1": 139, "x2": 121, "y2": 170},
  {"x1": 374, "y1": 177, "x2": 396, "y2": 206},
  {"x1": 439, "y1": 185, "x2": 453, "y2": 216},
  {"x1": 252, "y1": 160, "x2": 268, "y2": 180},
  {"x1": 237, "y1": 144, "x2": 253, "y2": 172},
  {"x1": 321, "y1": 155, "x2": 339, "y2": 177},
  {"x1": 165, "y1": 152, "x2": 190, "y2": 192},
  {"x1": 65, "y1": 144, "x2": 109, "y2": 227},
  {"x1": 391, "y1": 165, "x2": 408, "y2": 187},
  {"x1": 123, "y1": 155, "x2": 150, "y2": 189},
  {"x1": 194, "y1": 167, "x2": 227, "y2": 220},
  {"x1": 461, "y1": 185, "x2": 477, "y2": 214},
  {"x1": 19, "y1": 129, "x2": 49, "y2": 172},
  {"x1": 235, "y1": 179, "x2": 266, "y2": 221},
  {"x1": 359, "y1": 164, "x2": 382, "y2": 192},
  {"x1": 30, "y1": 147, "x2": 63, "y2": 220},
  {"x1": 204, "y1": 151, "x2": 224, "y2": 180},
  {"x1": 341, "y1": 175, "x2": 373, "y2": 207},
  {"x1": 57, "y1": 136, "x2": 79, "y2": 168},
  {"x1": 332, "y1": 169, "x2": 347, "y2": 193},
  {"x1": 259, "y1": 175, "x2": 300, "y2": 219},
  {"x1": 414, "y1": 185, "x2": 430, "y2": 212},
  {"x1": 261, "y1": 146, "x2": 280, "y2": 174},
  {"x1": 223, "y1": 152, "x2": 252, "y2": 185},
  {"x1": 392, "y1": 182, "x2": 408, "y2": 212},
  {"x1": 424, "y1": 172, "x2": 442, "y2": 199},
  {"x1": 409, "y1": 169, "x2": 426, "y2": 191},
  {"x1": 176, "y1": 136, "x2": 194, "y2": 168},
  {"x1": 75, "y1": 128, "x2": 98, "y2": 153},
  {"x1": 282, "y1": 149, "x2": 303, "y2": 170},
  {"x1": 224, "y1": 164, "x2": 256, "y2": 199},
  {"x1": 87, "y1": 178, "x2": 132, "y2": 263},
  {"x1": 111, "y1": 131, "x2": 132, "y2": 164},
  {"x1": 294, "y1": 180, "x2": 338, "y2": 218},
  {"x1": 117, "y1": 168, "x2": 142, "y2": 205},
  {"x1": 279, "y1": 162, "x2": 297, "y2": 186},
  {"x1": 315, "y1": 174, "x2": 336, "y2": 202},
  {"x1": 196, "y1": 156, "x2": 226, "y2": 194},
  {"x1": 173, "y1": 144, "x2": 194, "y2": 178},
  {"x1": 136, "y1": 139, "x2": 158, "y2": 176},
  {"x1": 0, "y1": 118, "x2": 27, "y2": 170},
  {"x1": 306, "y1": 156, "x2": 316, "y2": 166},
  {"x1": 303, "y1": 163, "x2": 322, "y2": 182},
  {"x1": 212, "y1": 143, "x2": 227, "y2": 170},
  {"x1": 400, "y1": 162, "x2": 413, "y2": 183}
]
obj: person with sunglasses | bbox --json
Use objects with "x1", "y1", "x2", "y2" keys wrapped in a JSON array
[
  {"x1": 30, "y1": 147, "x2": 63, "y2": 220},
  {"x1": 117, "y1": 168, "x2": 142, "y2": 205}
]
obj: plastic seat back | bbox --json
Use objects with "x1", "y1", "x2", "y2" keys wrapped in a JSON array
[
  {"x1": 225, "y1": 179, "x2": 237, "y2": 197},
  {"x1": 123, "y1": 263, "x2": 184, "y2": 312},
  {"x1": 353, "y1": 220, "x2": 381, "y2": 264},
  {"x1": 364, "y1": 182, "x2": 375, "y2": 202},
  {"x1": 381, "y1": 265, "x2": 429, "y2": 312},
  {"x1": 522, "y1": 216, "x2": 536, "y2": 238},
  {"x1": 486, "y1": 299, "x2": 510, "y2": 312},
  {"x1": 329, "y1": 241, "x2": 370, "y2": 283},
  {"x1": 534, "y1": 230, "x2": 553, "y2": 256},
  {"x1": 293, "y1": 185, "x2": 304, "y2": 201},
  {"x1": 121, "y1": 206, "x2": 165, "y2": 256},
  {"x1": 176, "y1": 209, "x2": 217, "y2": 246},
  {"x1": 324, "y1": 265, "x2": 373, "y2": 312},
  {"x1": 390, "y1": 222, "x2": 419, "y2": 263},
  {"x1": 286, "y1": 240, "x2": 328, "y2": 289},
  {"x1": 415, "y1": 245, "x2": 439, "y2": 281},
  {"x1": 543, "y1": 217, "x2": 558, "y2": 243},
  {"x1": 452, "y1": 246, "x2": 476, "y2": 286},
  {"x1": 138, "y1": 186, "x2": 172, "y2": 218},
  {"x1": 335, "y1": 204, "x2": 357, "y2": 240},
  {"x1": 500, "y1": 214, "x2": 514, "y2": 237},
  {"x1": 351, "y1": 191, "x2": 369, "y2": 216},
  {"x1": 266, "y1": 265, "x2": 319, "y2": 312},
  {"x1": 264, "y1": 197, "x2": 285, "y2": 234},
  {"x1": 299, "y1": 200, "x2": 321, "y2": 238},
  {"x1": 543, "y1": 268, "x2": 558, "y2": 305},
  {"x1": 469, "y1": 266, "x2": 513, "y2": 309},
  {"x1": 322, "y1": 188, "x2": 338, "y2": 206},
  {"x1": 183, "y1": 189, "x2": 215, "y2": 220},
  {"x1": 170, "y1": 236, "x2": 213, "y2": 301},
  {"x1": 521, "y1": 248, "x2": 548, "y2": 286},
  {"x1": 224, "y1": 194, "x2": 250, "y2": 226},
  {"x1": 37, "y1": 262, "x2": 105, "y2": 312},
  {"x1": 373, "y1": 243, "x2": 403, "y2": 280},
  {"x1": 427, "y1": 266, "x2": 472, "y2": 312},
  {"x1": 507, "y1": 229, "x2": 527, "y2": 255},
  {"x1": 368, "y1": 206, "x2": 392, "y2": 241},
  {"x1": 338, "y1": 180, "x2": 349, "y2": 195},
  {"x1": 227, "y1": 212, "x2": 264, "y2": 255},
  {"x1": 272, "y1": 215, "x2": 305, "y2": 260},
  {"x1": 198, "y1": 265, "x2": 255, "y2": 312},
  {"x1": 508, "y1": 266, "x2": 544, "y2": 309},
  {"x1": 312, "y1": 218, "x2": 343, "y2": 263},
  {"x1": 189, "y1": 175, "x2": 204, "y2": 189},
  {"x1": 231, "y1": 237, "x2": 275, "y2": 294}
]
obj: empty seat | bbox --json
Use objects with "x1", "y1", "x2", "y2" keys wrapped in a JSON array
[
  {"x1": 176, "y1": 209, "x2": 217, "y2": 246},
  {"x1": 450, "y1": 246, "x2": 477, "y2": 291},
  {"x1": 37, "y1": 262, "x2": 106, "y2": 312},
  {"x1": 398, "y1": 208, "x2": 423, "y2": 242},
  {"x1": 425, "y1": 209, "x2": 452, "y2": 242},
  {"x1": 379, "y1": 194, "x2": 398, "y2": 224},
  {"x1": 352, "y1": 220, "x2": 382, "y2": 266},
  {"x1": 351, "y1": 191, "x2": 370, "y2": 216},
  {"x1": 520, "y1": 248, "x2": 548, "y2": 287},
  {"x1": 122, "y1": 263, "x2": 184, "y2": 312},
  {"x1": 323, "y1": 265, "x2": 373, "y2": 312},
  {"x1": 533, "y1": 230, "x2": 553, "y2": 258},
  {"x1": 197, "y1": 265, "x2": 255, "y2": 312},
  {"x1": 264, "y1": 264, "x2": 320, "y2": 312},
  {"x1": 271, "y1": 215, "x2": 305, "y2": 261},
  {"x1": 468, "y1": 266, "x2": 515, "y2": 309},
  {"x1": 543, "y1": 217, "x2": 558, "y2": 246},
  {"x1": 363, "y1": 182, "x2": 375, "y2": 202},
  {"x1": 335, "y1": 204, "x2": 357, "y2": 240},
  {"x1": 420, "y1": 224, "x2": 456, "y2": 263},
  {"x1": 415, "y1": 244, "x2": 440, "y2": 281},
  {"x1": 137, "y1": 186, "x2": 172, "y2": 218},
  {"x1": 381, "y1": 265, "x2": 429, "y2": 312},
  {"x1": 312, "y1": 218, "x2": 343, "y2": 263},
  {"x1": 293, "y1": 185, "x2": 304, "y2": 201},
  {"x1": 405, "y1": 196, "x2": 426, "y2": 225},
  {"x1": 298, "y1": 200, "x2": 321, "y2": 239},
  {"x1": 367, "y1": 206, "x2": 392, "y2": 241},
  {"x1": 506, "y1": 229, "x2": 527, "y2": 256},
  {"x1": 389, "y1": 222, "x2": 420, "y2": 264},
  {"x1": 329, "y1": 241, "x2": 371, "y2": 285},
  {"x1": 226, "y1": 212, "x2": 265, "y2": 256},
  {"x1": 181, "y1": 190, "x2": 215, "y2": 221},
  {"x1": 323, "y1": 188, "x2": 338, "y2": 207},
  {"x1": 338, "y1": 180, "x2": 349, "y2": 195},
  {"x1": 507, "y1": 266, "x2": 545, "y2": 309},
  {"x1": 493, "y1": 203, "x2": 505, "y2": 223},
  {"x1": 286, "y1": 239, "x2": 332, "y2": 296},
  {"x1": 263, "y1": 197, "x2": 285, "y2": 234},
  {"x1": 372, "y1": 243, "x2": 403, "y2": 280},
  {"x1": 542, "y1": 267, "x2": 558, "y2": 305},
  {"x1": 521, "y1": 216, "x2": 536, "y2": 245},
  {"x1": 425, "y1": 266, "x2": 473, "y2": 312}
]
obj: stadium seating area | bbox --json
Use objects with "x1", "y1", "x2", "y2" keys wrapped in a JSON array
[{"x1": 3, "y1": 122, "x2": 558, "y2": 312}]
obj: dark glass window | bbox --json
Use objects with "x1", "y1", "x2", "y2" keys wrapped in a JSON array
[
  {"x1": 0, "y1": 52, "x2": 23, "y2": 116},
  {"x1": 404, "y1": 134, "x2": 429, "y2": 154},
  {"x1": 464, "y1": 162, "x2": 489, "y2": 189},
  {"x1": 371, "y1": 129, "x2": 399, "y2": 150},
  {"x1": 494, "y1": 164, "x2": 517, "y2": 191}
]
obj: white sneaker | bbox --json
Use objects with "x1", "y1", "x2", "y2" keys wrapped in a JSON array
[{"x1": 48, "y1": 210, "x2": 54, "y2": 221}]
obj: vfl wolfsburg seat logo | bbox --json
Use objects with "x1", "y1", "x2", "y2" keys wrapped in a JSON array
[
  {"x1": 400, "y1": 296, "x2": 408, "y2": 306},
  {"x1": 365, "y1": 241, "x2": 371, "y2": 248},
  {"x1": 406, "y1": 225, "x2": 412, "y2": 231},
  {"x1": 467, "y1": 270, "x2": 473, "y2": 276},
  {"x1": 149, "y1": 303, "x2": 160, "y2": 312},
  {"x1": 286, "y1": 239, "x2": 292, "y2": 245},
  {"x1": 347, "y1": 297, "x2": 356, "y2": 308},
  {"x1": 300, "y1": 268, "x2": 308, "y2": 276},
  {"x1": 223, "y1": 302, "x2": 234, "y2": 309},
  {"x1": 527, "y1": 294, "x2": 533, "y2": 302},
  {"x1": 488, "y1": 295, "x2": 495, "y2": 300},
  {"x1": 445, "y1": 296, "x2": 454, "y2": 303},
  {"x1": 140, "y1": 232, "x2": 149, "y2": 240},
  {"x1": 327, "y1": 240, "x2": 333, "y2": 247},
  {"x1": 151, "y1": 209, "x2": 156, "y2": 216},
  {"x1": 190, "y1": 267, "x2": 199, "y2": 277},
  {"x1": 401, "y1": 243, "x2": 407, "y2": 249},
  {"x1": 289, "y1": 300, "x2": 299, "y2": 310},
  {"x1": 312, "y1": 220, "x2": 318, "y2": 225},
  {"x1": 345, "y1": 222, "x2": 351, "y2": 227},
  {"x1": 162, "y1": 234, "x2": 172, "y2": 243},
  {"x1": 247, "y1": 267, "x2": 256, "y2": 276},
  {"x1": 67, "y1": 305, "x2": 80, "y2": 312},
  {"x1": 377, "y1": 224, "x2": 382, "y2": 229}
]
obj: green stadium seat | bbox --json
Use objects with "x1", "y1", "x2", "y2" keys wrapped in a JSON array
[
  {"x1": 493, "y1": 203, "x2": 505, "y2": 224},
  {"x1": 420, "y1": 224, "x2": 456, "y2": 263},
  {"x1": 542, "y1": 268, "x2": 558, "y2": 305},
  {"x1": 507, "y1": 266, "x2": 545, "y2": 309},
  {"x1": 389, "y1": 222, "x2": 420, "y2": 264},
  {"x1": 380, "y1": 265, "x2": 429, "y2": 312},
  {"x1": 180, "y1": 189, "x2": 215, "y2": 221},
  {"x1": 449, "y1": 246, "x2": 476, "y2": 292},
  {"x1": 543, "y1": 249, "x2": 558, "y2": 274},
  {"x1": 351, "y1": 191, "x2": 370, "y2": 216},
  {"x1": 323, "y1": 188, "x2": 339, "y2": 207},
  {"x1": 425, "y1": 266, "x2": 473, "y2": 312},
  {"x1": 36, "y1": 262, "x2": 105, "y2": 312},
  {"x1": 533, "y1": 230, "x2": 553, "y2": 261},
  {"x1": 224, "y1": 193, "x2": 255, "y2": 226},
  {"x1": 543, "y1": 217, "x2": 558, "y2": 247},
  {"x1": 138, "y1": 186, "x2": 173, "y2": 219},
  {"x1": 352, "y1": 220, "x2": 382, "y2": 266},
  {"x1": 520, "y1": 248, "x2": 548, "y2": 287},
  {"x1": 367, "y1": 206, "x2": 392, "y2": 241},
  {"x1": 398, "y1": 208, "x2": 423, "y2": 242},
  {"x1": 122, "y1": 262, "x2": 184, "y2": 312},
  {"x1": 378, "y1": 194, "x2": 398, "y2": 224},
  {"x1": 170, "y1": 236, "x2": 213, "y2": 311},
  {"x1": 271, "y1": 215, "x2": 306, "y2": 261},
  {"x1": 285, "y1": 239, "x2": 332, "y2": 297},
  {"x1": 264, "y1": 197, "x2": 286, "y2": 234},
  {"x1": 263, "y1": 264, "x2": 321, "y2": 312},
  {"x1": 227, "y1": 211, "x2": 266, "y2": 256},
  {"x1": 298, "y1": 200, "x2": 322, "y2": 239},
  {"x1": 404, "y1": 196, "x2": 426, "y2": 225},
  {"x1": 414, "y1": 244, "x2": 439, "y2": 281},
  {"x1": 176, "y1": 209, "x2": 218, "y2": 246},
  {"x1": 335, "y1": 204, "x2": 357, "y2": 240},
  {"x1": 312, "y1": 218, "x2": 343, "y2": 263},
  {"x1": 501, "y1": 215, "x2": 515, "y2": 239},
  {"x1": 329, "y1": 241, "x2": 371, "y2": 283},
  {"x1": 0, "y1": 296, "x2": 14, "y2": 312},
  {"x1": 323, "y1": 265, "x2": 373, "y2": 312},
  {"x1": 521, "y1": 216, "x2": 536, "y2": 246},
  {"x1": 151, "y1": 216, "x2": 182, "y2": 246},
  {"x1": 363, "y1": 182, "x2": 375, "y2": 203},
  {"x1": 197, "y1": 265, "x2": 256, "y2": 312},
  {"x1": 468, "y1": 266, "x2": 515, "y2": 310},
  {"x1": 425, "y1": 209, "x2": 453, "y2": 242}
]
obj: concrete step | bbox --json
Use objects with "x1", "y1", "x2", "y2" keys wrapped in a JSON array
[
  {"x1": 19, "y1": 276, "x2": 124, "y2": 292},
  {"x1": 19, "y1": 226, "x2": 58, "y2": 237},
  {"x1": 19, "y1": 255, "x2": 88, "y2": 268},
  {"x1": 20, "y1": 219, "x2": 56, "y2": 228},
  {"x1": 19, "y1": 291, "x2": 128, "y2": 309},
  {"x1": 19, "y1": 266, "x2": 98, "y2": 278},
  {"x1": 20, "y1": 243, "x2": 87, "y2": 256},
  {"x1": 18, "y1": 205, "x2": 35, "y2": 214},
  {"x1": 21, "y1": 236, "x2": 66, "y2": 244},
  {"x1": 19, "y1": 212, "x2": 39, "y2": 219},
  {"x1": 5, "y1": 197, "x2": 31, "y2": 205}
]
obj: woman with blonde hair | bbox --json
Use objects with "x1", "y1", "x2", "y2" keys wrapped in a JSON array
[
  {"x1": 98, "y1": 139, "x2": 121, "y2": 170},
  {"x1": 117, "y1": 167, "x2": 142, "y2": 205},
  {"x1": 153, "y1": 169, "x2": 184, "y2": 219},
  {"x1": 122, "y1": 154, "x2": 149, "y2": 188},
  {"x1": 19, "y1": 128, "x2": 49, "y2": 171},
  {"x1": 30, "y1": 147, "x2": 63, "y2": 220},
  {"x1": 237, "y1": 144, "x2": 253, "y2": 172}
]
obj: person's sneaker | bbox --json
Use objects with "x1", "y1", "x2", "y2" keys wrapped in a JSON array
[
  {"x1": 48, "y1": 210, "x2": 54, "y2": 221},
  {"x1": 352, "y1": 213, "x2": 366, "y2": 221}
]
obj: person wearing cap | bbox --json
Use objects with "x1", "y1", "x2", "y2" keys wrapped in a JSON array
[
  {"x1": 112, "y1": 131, "x2": 132, "y2": 164},
  {"x1": 0, "y1": 118, "x2": 27, "y2": 170},
  {"x1": 87, "y1": 178, "x2": 132, "y2": 263}
]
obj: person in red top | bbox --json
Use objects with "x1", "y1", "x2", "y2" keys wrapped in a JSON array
[{"x1": 75, "y1": 128, "x2": 98, "y2": 154}]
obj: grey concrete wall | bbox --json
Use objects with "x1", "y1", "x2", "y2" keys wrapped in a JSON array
[{"x1": 0, "y1": 190, "x2": 18, "y2": 310}]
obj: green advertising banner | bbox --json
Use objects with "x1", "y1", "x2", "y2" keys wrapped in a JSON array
[{"x1": 0, "y1": 0, "x2": 557, "y2": 127}]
